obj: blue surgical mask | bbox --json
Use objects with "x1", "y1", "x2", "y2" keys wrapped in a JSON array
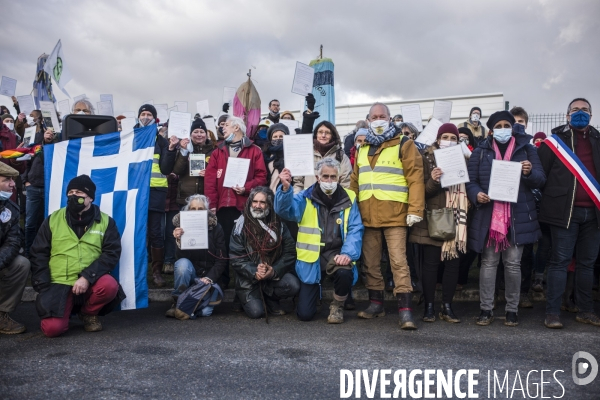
[
  {"x1": 225, "y1": 132, "x2": 235, "y2": 142},
  {"x1": 0, "y1": 190, "x2": 12, "y2": 201},
  {"x1": 493, "y1": 128, "x2": 513, "y2": 144},
  {"x1": 570, "y1": 110, "x2": 591, "y2": 129}
]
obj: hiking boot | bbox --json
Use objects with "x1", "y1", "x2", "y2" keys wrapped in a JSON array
[
  {"x1": 504, "y1": 311, "x2": 519, "y2": 327},
  {"x1": 519, "y1": 292, "x2": 533, "y2": 309},
  {"x1": 398, "y1": 293, "x2": 417, "y2": 330},
  {"x1": 544, "y1": 314, "x2": 563, "y2": 329},
  {"x1": 561, "y1": 271, "x2": 578, "y2": 313},
  {"x1": 385, "y1": 279, "x2": 394, "y2": 293},
  {"x1": 266, "y1": 298, "x2": 286, "y2": 316},
  {"x1": 79, "y1": 313, "x2": 102, "y2": 332},
  {"x1": 575, "y1": 312, "x2": 600, "y2": 327},
  {"x1": 476, "y1": 310, "x2": 494, "y2": 326},
  {"x1": 162, "y1": 262, "x2": 174, "y2": 275},
  {"x1": 344, "y1": 294, "x2": 356, "y2": 311},
  {"x1": 532, "y1": 278, "x2": 544, "y2": 292},
  {"x1": 422, "y1": 303, "x2": 435, "y2": 322},
  {"x1": 0, "y1": 312, "x2": 26, "y2": 334},
  {"x1": 327, "y1": 299, "x2": 345, "y2": 324},
  {"x1": 357, "y1": 290, "x2": 385, "y2": 319},
  {"x1": 440, "y1": 303, "x2": 461, "y2": 323}
]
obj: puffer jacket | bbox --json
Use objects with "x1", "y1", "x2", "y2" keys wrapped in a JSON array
[
  {"x1": 230, "y1": 218, "x2": 296, "y2": 304},
  {"x1": 173, "y1": 140, "x2": 215, "y2": 205},
  {"x1": 0, "y1": 199, "x2": 22, "y2": 271},
  {"x1": 465, "y1": 135, "x2": 546, "y2": 253},
  {"x1": 274, "y1": 183, "x2": 364, "y2": 285},
  {"x1": 292, "y1": 145, "x2": 352, "y2": 193},
  {"x1": 349, "y1": 132, "x2": 425, "y2": 228}
]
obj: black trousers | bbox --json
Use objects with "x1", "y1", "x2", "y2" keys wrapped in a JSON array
[
  {"x1": 422, "y1": 245, "x2": 460, "y2": 304},
  {"x1": 148, "y1": 211, "x2": 165, "y2": 248},
  {"x1": 216, "y1": 207, "x2": 242, "y2": 288},
  {"x1": 297, "y1": 269, "x2": 353, "y2": 321}
]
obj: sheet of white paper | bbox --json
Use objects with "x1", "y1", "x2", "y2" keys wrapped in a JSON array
[
  {"x1": 180, "y1": 210, "x2": 209, "y2": 250},
  {"x1": 283, "y1": 135, "x2": 315, "y2": 176},
  {"x1": 39, "y1": 101, "x2": 60, "y2": 132},
  {"x1": 0, "y1": 76, "x2": 17, "y2": 97},
  {"x1": 223, "y1": 158, "x2": 250, "y2": 188},
  {"x1": 142, "y1": 99, "x2": 154, "y2": 105},
  {"x1": 174, "y1": 101, "x2": 188, "y2": 113},
  {"x1": 416, "y1": 118, "x2": 443, "y2": 146},
  {"x1": 100, "y1": 94, "x2": 113, "y2": 103},
  {"x1": 432, "y1": 100, "x2": 453, "y2": 123},
  {"x1": 202, "y1": 117, "x2": 217, "y2": 137},
  {"x1": 58, "y1": 99, "x2": 70, "y2": 114},
  {"x1": 122, "y1": 111, "x2": 135, "y2": 119},
  {"x1": 23, "y1": 126, "x2": 36, "y2": 146},
  {"x1": 488, "y1": 160, "x2": 522, "y2": 203},
  {"x1": 73, "y1": 94, "x2": 87, "y2": 103},
  {"x1": 189, "y1": 154, "x2": 206, "y2": 177},
  {"x1": 291, "y1": 62, "x2": 315, "y2": 96},
  {"x1": 434, "y1": 145, "x2": 470, "y2": 188},
  {"x1": 460, "y1": 141, "x2": 472, "y2": 158},
  {"x1": 16, "y1": 95, "x2": 36, "y2": 115},
  {"x1": 223, "y1": 87, "x2": 236, "y2": 105},
  {"x1": 168, "y1": 111, "x2": 191, "y2": 139},
  {"x1": 154, "y1": 104, "x2": 168, "y2": 122},
  {"x1": 120, "y1": 117, "x2": 136, "y2": 133},
  {"x1": 279, "y1": 119, "x2": 299, "y2": 134},
  {"x1": 196, "y1": 100, "x2": 210, "y2": 117},
  {"x1": 401, "y1": 104, "x2": 424, "y2": 132},
  {"x1": 97, "y1": 100, "x2": 114, "y2": 116}
]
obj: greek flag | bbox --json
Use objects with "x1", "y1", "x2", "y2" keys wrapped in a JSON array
[{"x1": 44, "y1": 126, "x2": 157, "y2": 310}]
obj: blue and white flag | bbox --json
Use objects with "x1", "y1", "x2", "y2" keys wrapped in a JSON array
[{"x1": 44, "y1": 126, "x2": 157, "y2": 310}]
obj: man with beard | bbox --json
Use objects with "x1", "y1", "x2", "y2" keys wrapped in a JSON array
[{"x1": 230, "y1": 187, "x2": 299, "y2": 319}]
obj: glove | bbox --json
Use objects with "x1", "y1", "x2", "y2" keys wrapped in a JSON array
[
  {"x1": 222, "y1": 102, "x2": 230, "y2": 113},
  {"x1": 303, "y1": 110, "x2": 320, "y2": 120},
  {"x1": 305, "y1": 93, "x2": 316, "y2": 111},
  {"x1": 406, "y1": 215, "x2": 423, "y2": 227}
]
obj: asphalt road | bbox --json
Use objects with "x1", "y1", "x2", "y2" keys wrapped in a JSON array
[{"x1": 1, "y1": 301, "x2": 599, "y2": 399}]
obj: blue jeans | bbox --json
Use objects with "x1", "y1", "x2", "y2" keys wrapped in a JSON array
[
  {"x1": 172, "y1": 258, "x2": 218, "y2": 317},
  {"x1": 25, "y1": 186, "x2": 45, "y2": 256},
  {"x1": 546, "y1": 207, "x2": 600, "y2": 315}
]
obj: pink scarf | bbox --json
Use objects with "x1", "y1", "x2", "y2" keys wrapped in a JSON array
[{"x1": 487, "y1": 137, "x2": 516, "y2": 252}]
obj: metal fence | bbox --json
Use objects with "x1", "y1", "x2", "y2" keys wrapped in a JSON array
[{"x1": 529, "y1": 113, "x2": 599, "y2": 135}]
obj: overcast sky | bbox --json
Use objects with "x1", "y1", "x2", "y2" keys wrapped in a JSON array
[{"x1": 1, "y1": 0, "x2": 598, "y2": 119}]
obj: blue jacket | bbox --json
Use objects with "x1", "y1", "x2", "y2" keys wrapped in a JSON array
[
  {"x1": 466, "y1": 135, "x2": 546, "y2": 253},
  {"x1": 274, "y1": 184, "x2": 364, "y2": 285}
]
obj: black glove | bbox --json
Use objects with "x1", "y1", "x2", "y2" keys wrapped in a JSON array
[
  {"x1": 303, "y1": 110, "x2": 320, "y2": 120},
  {"x1": 305, "y1": 93, "x2": 316, "y2": 111},
  {"x1": 222, "y1": 102, "x2": 229, "y2": 113}
]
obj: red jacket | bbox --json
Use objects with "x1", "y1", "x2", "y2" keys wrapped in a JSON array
[{"x1": 205, "y1": 136, "x2": 267, "y2": 212}]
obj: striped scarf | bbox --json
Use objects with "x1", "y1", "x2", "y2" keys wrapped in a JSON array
[{"x1": 441, "y1": 183, "x2": 469, "y2": 260}]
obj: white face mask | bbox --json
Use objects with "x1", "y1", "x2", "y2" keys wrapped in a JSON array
[
  {"x1": 471, "y1": 113, "x2": 480, "y2": 122},
  {"x1": 26, "y1": 116, "x2": 35, "y2": 125},
  {"x1": 394, "y1": 122, "x2": 402, "y2": 128},
  {"x1": 0, "y1": 190, "x2": 12, "y2": 200},
  {"x1": 320, "y1": 181, "x2": 337, "y2": 195},
  {"x1": 76, "y1": 111, "x2": 86, "y2": 115},
  {"x1": 138, "y1": 117, "x2": 155, "y2": 127},
  {"x1": 370, "y1": 120, "x2": 389, "y2": 135},
  {"x1": 438, "y1": 140, "x2": 458, "y2": 149},
  {"x1": 5, "y1": 123, "x2": 14, "y2": 131}
]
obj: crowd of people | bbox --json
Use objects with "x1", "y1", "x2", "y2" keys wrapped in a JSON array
[{"x1": 0, "y1": 94, "x2": 598, "y2": 338}]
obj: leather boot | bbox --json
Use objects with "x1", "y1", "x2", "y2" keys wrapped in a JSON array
[
  {"x1": 327, "y1": 299, "x2": 345, "y2": 324},
  {"x1": 422, "y1": 303, "x2": 435, "y2": 322},
  {"x1": 397, "y1": 293, "x2": 417, "y2": 330},
  {"x1": 561, "y1": 271, "x2": 578, "y2": 313},
  {"x1": 440, "y1": 303, "x2": 461, "y2": 323},
  {"x1": 357, "y1": 290, "x2": 385, "y2": 319},
  {"x1": 151, "y1": 247, "x2": 166, "y2": 288}
]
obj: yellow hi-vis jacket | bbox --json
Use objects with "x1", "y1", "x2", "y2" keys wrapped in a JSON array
[{"x1": 356, "y1": 144, "x2": 408, "y2": 203}]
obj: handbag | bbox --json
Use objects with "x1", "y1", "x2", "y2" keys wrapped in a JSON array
[{"x1": 426, "y1": 207, "x2": 456, "y2": 241}]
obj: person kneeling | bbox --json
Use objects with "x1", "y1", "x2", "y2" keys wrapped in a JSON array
[
  {"x1": 168, "y1": 194, "x2": 227, "y2": 318},
  {"x1": 275, "y1": 159, "x2": 364, "y2": 323},
  {"x1": 230, "y1": 187, "x2": 299, "y2": 319},
  {"x1": 30, "y1": 175, "x2": 125, "y2": 337}
]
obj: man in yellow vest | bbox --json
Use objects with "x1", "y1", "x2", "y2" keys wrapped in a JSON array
[
  {"x1": 275, "y1": 159, "x2": 364, "y2": 323},
  {"x1": 350, "y1": 102, "x2": 425, "y2": 330},
  {"x1": 30, "y1": 175, "x2": 124, "y2": 337}
]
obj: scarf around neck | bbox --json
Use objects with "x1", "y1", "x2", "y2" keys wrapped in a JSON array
[{"x1": 365, "y1": 123, "x2": 397, "y2": 146}]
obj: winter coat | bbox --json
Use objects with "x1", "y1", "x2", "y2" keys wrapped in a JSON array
[
  {"x1": 457, "y1": 119, "x2": 487, "y2": 141},
  {"x1": 344, "y1": 130, "x2": 357, "y2": 159},
  {"x1": 230, "y1": 218, "x2": 296, "y2": 304},
  {"x1": 0, "y1": 125, "x2": 25, "y2": 174},
  {"x1": 292, "y1": 145, "x2": 352, "y2": 194},
  {"x1": 538, "y1": 124, "x2": 600, "y2": 229},
  {"x1": 0, "y1": 199, "x2": 23, "y2": 272},
  {"x1": 173, "y1": 140, "x2": 215, "y2": 205},
  {"x1": 204, "y1": 136, "x2": 267, "y2": 212},
  {"x1": 274, "y1": 184, "x2": 364, "y2": 284},
  {"x1": 148, "y1": 132, "x2": 177, "y2": 213},
  {"x1": 165, "y1": 174, "x2": 179, "y2": 212},
  {"x1": 23, "y1": 127, "x2": 58, "y2": 188},
  {"x1": 465, "y1": 135, "x2": 546, "y2": 253},
  {"x1": 30, "y1": 205, "x2": 125, "y2": 319},
  {"x1": 349, "y1": 133, "x2": 425, "y2": 228}
]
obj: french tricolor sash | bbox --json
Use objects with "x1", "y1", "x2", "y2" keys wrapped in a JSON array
[{"x1": 544, "y1": 135, "x2": 600, "y2": 209}]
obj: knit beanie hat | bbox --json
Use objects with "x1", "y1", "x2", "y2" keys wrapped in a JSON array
[
  {"x1": 437, "y1": 123, "x2": 460, "y2": 140},
  {"x1": 138, "y1": 104, "x2": 157, "y2": 119},
  {"x1": 190, "y1": 118, "x2": 207, "y2": 133},
  {"x1": 67, "y1": 174, "x2": 96, "y2": 200}
]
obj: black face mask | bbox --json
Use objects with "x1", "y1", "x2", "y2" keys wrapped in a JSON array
[{"x1": 67, "y1": 195, "x2": 87, "y2": 214}]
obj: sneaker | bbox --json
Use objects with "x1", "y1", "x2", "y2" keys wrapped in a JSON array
[
  {"x1": 476, "y1": 310, "x2": 494, "y2": 326},
  {"x1": 504, "y1": 311, "x2": 519, "y2": 327},
  {"x1": 0, "y1": 312, "x2": 26, "y2": 334},
  {"x1": 575, "y1": 312, "x2": 600, "y2": 327},
  {"x1": 518, "y1": 293, "x2": 533, "y2": 309},
  {"x1": 544, "y1": 314, "x2": 563, "y2": 329},
  {"x1": 532, "y1": 278, "x2": 544, "y2": 292},
  {"x1": 79, "y1": 313, "x2": 102, "y2": 332}
]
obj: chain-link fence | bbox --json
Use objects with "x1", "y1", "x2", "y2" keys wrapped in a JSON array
[{"x1": 529, "y1": 113, "x2": 599, "y2": 135}]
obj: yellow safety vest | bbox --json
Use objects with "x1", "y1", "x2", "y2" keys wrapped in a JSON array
[
  {"x1": 356, "y1": 144, "x2": 408, "y2": 203},
  {"x1": 150, "y1": 153, "x2": 167, "y2": 188},
  {"x1": 296, "y1": 188, "x2": 356, "y2": 263}
]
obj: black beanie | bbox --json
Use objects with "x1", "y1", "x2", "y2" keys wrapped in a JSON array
[
  {"x1": 470, "y1": 107, "x2": 482, "y2": 117},
  {"x1": 138, "y1": 104, "x2": 157, "y2": 119},
  {"x1": 190, "y1": 118, "x2": 207, "y2": 133},
  {"x1": 486, "y1": 111, "x2": 516, "y2": 131},
  {"x1": 67, "y1": 174, "x2": 96, "y2": 200},
  {"x1": 267, "y1": 123, "x2": 290, "y2": 141}
]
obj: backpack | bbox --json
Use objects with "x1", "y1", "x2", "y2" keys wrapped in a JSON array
[{"x1": 174, "y1": 279, "x2": 224, "y2": 320}]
